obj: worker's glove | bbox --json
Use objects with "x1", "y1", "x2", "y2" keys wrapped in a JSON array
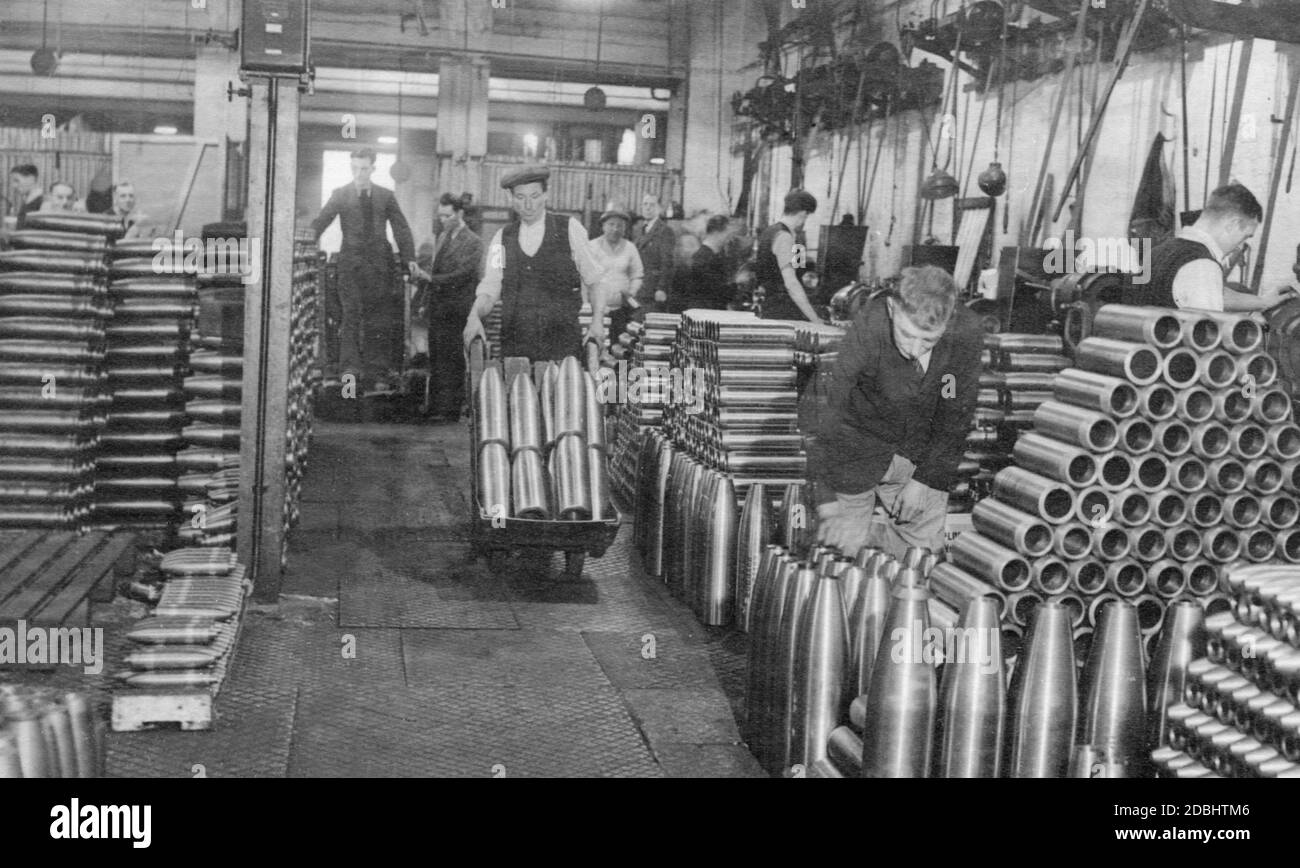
[
  {"x1": 816, "y1": 490, "x2": 874, "y2": 558},
  {"x1": 892, "y1": 477, "x2": 939, "y2": 525},
  {"x1": 585, "y1": 320, "x2": 607, "y2": 347},
  {"x1": 463, "y1": 315, "x2": 486, "y2": 348}
]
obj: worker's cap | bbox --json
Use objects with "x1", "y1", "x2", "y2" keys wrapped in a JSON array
[
  {"x1": 500, "y1": 165, "x2": 551, "y2": 190},
  {"x1": 599, "y1": 209, "x2": 631, "y2": 225}
]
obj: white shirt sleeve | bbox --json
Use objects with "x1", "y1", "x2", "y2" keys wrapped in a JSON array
[
  {"x1": 1172, "y1": 260, "x2": 1226, "y2": 312},
  {"x1": 474, "y1": 227, "x2": 507, "y2": 302},
  {"x1": 568, "y1": 217, "x2": 604, "y2": 288}
]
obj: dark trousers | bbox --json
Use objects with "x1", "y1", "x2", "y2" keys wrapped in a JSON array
[
  {"x1": 336, "y1": 252, "x2": 398, "y2": 382},
  {"x1": 427, "y1": 294, "x2": 473, "y2": 417}
]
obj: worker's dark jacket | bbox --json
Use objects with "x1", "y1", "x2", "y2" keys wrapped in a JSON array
[
  {"x1": 311, "y1": 183, "x2": 415, "y2": 266},
  {"x1": 633, "y1": 217, "x2": 676, "y2": 305},
  {"x1": 1131, "y1": 237, "x2": 1216, "y2": 309},
  {"x1": 813, "y1": 295, "x2": 983, "y2": 495}
]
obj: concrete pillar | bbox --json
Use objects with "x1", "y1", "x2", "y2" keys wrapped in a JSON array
[
  {"x1": 435, "y1": 0, "x2": 492, "y2": 199},
  {"x1": 193, "y1": 45, "x2": 248, "y2": 144},
  {"x1": 435, "y1": 55, "x2": 491, "y2": 200}
]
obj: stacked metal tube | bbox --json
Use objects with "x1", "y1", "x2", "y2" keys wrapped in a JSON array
[
  {"x1": 278, "y1": 243, "x2": 323, "y2": 563},
  {"x1": 473, "y1": 355, "x2": 613, "y2": 522},
  {"x1": 176, "y1": 270, "x2": 244, "y2": 546},
  {"x1": 0, "y1": 685, "x2": 106, "y2": 778},
  {"x1": 112, "y1": 547, "x2": 249, "y2": 696},
  {"x1": 610, "y1": 313, "x2": 680, "y2": 504},
  {"x1": 0, "y1": 215, "x2": 123, "y2": 528},
  {"x1": 951, "y1": 307, "x2": 1295, "y2": 661},
  {"x1": 1154, "y1": 565, "x2": 1300, "y2": 778},
  {"x1": 961, "y1": 334, "x2": 1066, "y2": 509},
  {"x1": 644, "y1": 312, "x2": 803, "y2": 627},
  {"x1": 91, "y1": 238, "x2": 197, "y2": 530}
]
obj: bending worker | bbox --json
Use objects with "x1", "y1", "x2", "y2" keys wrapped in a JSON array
[
  {"x1": 1135, "y1": 182, "x2": 1294, "y2": 312},
  {"x1": 813, "y1": 266, "x2": 982, "y2": 558},
  {"x1": 462, "y1": 165, "x2": 605, "y2": 360}
]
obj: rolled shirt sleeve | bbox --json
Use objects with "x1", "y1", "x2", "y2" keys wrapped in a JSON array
[
  {"x1": 568, "y1": 217, "x2": 604, "y2": 288},
  {"x1": 474, "y1": 227, "x2": 507, "y2": 303},
  {"x1": 1172, "y1": 260, "x2": 1227, "y2": 312}
]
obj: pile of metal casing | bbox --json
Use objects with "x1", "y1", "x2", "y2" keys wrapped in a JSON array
[
  {"x1": 961, "y1": 334, "x2": 1067, "y2": 508},
  {"x1": 474, "y1": 355, "x2": 613, "y2": 521},
  {"x1": 0, "y1": 685, "x2": 105, "y2": 778},
  {"x1": 176, "y1": 265, "x2": 246, "y2": 547},
  {"x1": 608, "y1": 313, "x2": 680, "y2": 503},
  {"x1": 1154, "y1": 564, "x2": 1300, "y2": 778},
  {"x1": 792, "y1": 323, "x2": 845, "y2": 477},
  {"x1": 114, "y1": 547, "x2": 248, "y2": 694},
  {"x1": 747, "y1": 541, "x2": 1212, "y2": 777},
  {"x1": 0, "y1": 213, "x2": 123, "y2": 528},
  {"x1": 279, "y1": 243, "x2": 323, "y2": 560},
  {"x1": 90, "y1": 238, "x2": 197, "y2": 530},
  {"x1": 939, "y1": 306, "x2": 1297, "y2": 674},
  {"x1": 663, "y1": 311, "x2": 803, "y2": 484}
]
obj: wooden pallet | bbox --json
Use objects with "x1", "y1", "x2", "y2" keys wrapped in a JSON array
[{"x1": 0, "y1": 532, "x2": 137, "y2": 671}]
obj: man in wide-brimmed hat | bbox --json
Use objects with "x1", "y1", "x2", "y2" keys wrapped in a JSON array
[
  {"x1": 588, "y1": 206, "x2": 643, "y2": 341},
  {"x1": 462, "y1": 165, "x2": 604, "y2": 361}
]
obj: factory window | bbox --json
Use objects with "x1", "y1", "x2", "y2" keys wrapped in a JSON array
[{"x1": 617, "y1": 128, "x2": 637, "y2": 165}]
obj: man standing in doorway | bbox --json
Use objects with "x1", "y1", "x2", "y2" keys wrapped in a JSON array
[
  {"x1": 756, "y1": 189, "x2": 824, "y2": 323},
  {"x1": 462, "y1": 166, "x2": 605, "y2": 361},
  {"x1": 633, "y1": 193, "x2": 676, "y2": 313},
  {"x1": 425, "y1": 193, "x2": 483, "y2": 420},
  {"x1": 311, "y1": 148, "x2": 418, "y2": 394}
]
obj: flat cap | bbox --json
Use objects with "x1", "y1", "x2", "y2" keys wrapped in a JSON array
[
  {"x1": 599, "y1": 209, "x2": 631, "y2": 225},
  {"x1": 500, "y1": 165, "x2": 550, "y2": 190}
]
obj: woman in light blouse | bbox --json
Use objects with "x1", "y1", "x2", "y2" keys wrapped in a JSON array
[{"x1": 587, "y1": 208, "x2": 644, "y2": 342}]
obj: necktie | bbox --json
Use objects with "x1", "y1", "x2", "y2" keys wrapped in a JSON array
[{"x1": 360, "y1": 190, "x2": 373, "y2": 243}]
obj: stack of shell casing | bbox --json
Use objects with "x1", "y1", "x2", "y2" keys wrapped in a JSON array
[
  {"x1": 662, "y1": 311, "x2": 804, "y2": 486},
  {"x1": 609, "y1": 313, "x2": 680, "y2": 504},
  {"x1": 942, "y1": 305, "x2": 1299, "y2": 674},
  {"x1": 176, "y1": 456, "x2": 239, "y2": 548},
  {"x1": 177, "y1": 265, "x2": 246, "y2": 545},
  {"x1": 474, "y1": 355, "x2": 614, "y2": 522},
  {"x1": 91, "y1": 237, "x2": 197, "y2": 530},
  {"x1": 791, "y1": 546, "x2": 1170, "y2": 778},
  {"x1": 961, "y1": 333, "x2": 1066, "y2": 507},
  {"x1": 0, "y1": 685, "x2": 106, "y2": 778},
  {"x1": 793, "y1": 323, "x2": 845, "y2": 476},
  {"x1": 1153, "y1": 564, "x2": 1300, "y2": 778},
  {"x1": 0, "y1": 214, "x2": 123, "y2": 528},
  {"x1": 279, "y1": 242, "x2": 323, "y2": 562},
  {"x1": 746, "y1": 543, "x2": 1025, "y2": 778},
  {"x1": 114, "y1": 547, "x2": 249, "y2": 694}
]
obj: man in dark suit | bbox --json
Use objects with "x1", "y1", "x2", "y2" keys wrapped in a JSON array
[
  {"x1": 632, "y1": 193, "x2": 676, "y2": 313},
  {"x1": 425, "y1": 193, "x2": 483, "y2": 419},
  {"x1": 311, "y1": 148, "x2": 417, "y2": 393}
]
